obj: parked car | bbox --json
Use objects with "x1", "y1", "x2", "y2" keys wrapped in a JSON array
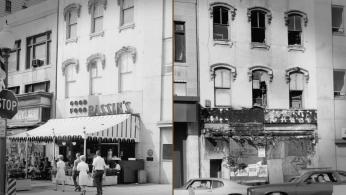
[
  {"x1": 174, "y1": 178, "x2": 248, "y2": 195},
  {"x1": 247, "y1": 170, "x2": 346, "y2": 195}
]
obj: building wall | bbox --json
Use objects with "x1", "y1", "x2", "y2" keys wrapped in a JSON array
[
  {"x1": 0, "y1": 0, "x2": 46, "y2": 17},
  {"x1": 55, "y1": 0, "x2": 171, "y2": 184},
  {"x1": 0, "y1": 0, "x2": 57, "y2": 117}
]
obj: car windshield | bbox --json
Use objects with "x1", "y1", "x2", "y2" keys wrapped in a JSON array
[{"x1": 183, "y1": 179, "x2": 193, "y2": 189}]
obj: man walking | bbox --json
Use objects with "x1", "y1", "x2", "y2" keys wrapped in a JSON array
[
  {"x1": 73, "y1": 153, "x2": 81, "y2": 192},
  {"x1": 92, "y1": 150, "x2": 106, "y2": 195}
]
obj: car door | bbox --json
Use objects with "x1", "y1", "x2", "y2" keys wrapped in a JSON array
[{"x1": 295, "y1": 172, "x2": 335, "y2": 195}]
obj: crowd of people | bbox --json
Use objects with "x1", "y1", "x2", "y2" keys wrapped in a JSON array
[{"x1": 8, "y1": 155, "x2": 52, "y2": 180}]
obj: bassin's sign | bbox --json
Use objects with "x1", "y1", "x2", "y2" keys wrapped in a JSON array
[{"x1": 88, "y1": 101, "x2": 133, "y2": 116}]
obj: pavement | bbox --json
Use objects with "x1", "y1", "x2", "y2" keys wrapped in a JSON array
[{"x1": 16, "y1": 180, "x2": 172, "y2": 195}]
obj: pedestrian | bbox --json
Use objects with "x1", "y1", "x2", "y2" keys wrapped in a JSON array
[
  {"x1": 92, "y1": 150, "x2": 106, "y2": 195},
  {"x1": 77, "y1": 155, "x2": 90, "y2": 195},
  {"x1": 115, "y1": 160, "x2": 121, "y2": 176},
  {"x1": 73, "y1": 153, "x2": 82, "y2": 192},
  {"x1": 54, "y1": 155, "x2": 66, "y2": 192}
]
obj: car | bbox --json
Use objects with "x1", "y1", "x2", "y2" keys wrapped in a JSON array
[
  {"x1": 174, "y1": 178, "x2": 248, "y2": 195},
  {"x1": 247, "y1": 170, "x2": 346, "y2": 195}
]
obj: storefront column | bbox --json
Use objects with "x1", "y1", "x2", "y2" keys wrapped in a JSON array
[
  {"x1": 186, "y1": 123, "x2": 199, "y2": 180},
  {"x1": 25, "y1": 138, "x2": 28, "y2": 179}
]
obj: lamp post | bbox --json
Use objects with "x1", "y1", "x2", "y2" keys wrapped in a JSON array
[{"x1": 0, "y1": 21, "x2": 15, "y2": 195}]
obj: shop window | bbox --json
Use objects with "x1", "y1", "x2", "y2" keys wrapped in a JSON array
[
  {"x1": 162, "y1": 144, "x2": 172, "y2": 160},
  {"x1": 174, "y1": 21, "x2": 185, "y2": 63},
  {"x1": 334, "y1": 70, "x2": 346, "y2": 97},
  {"x1": 25, "y1": 81, "x2": 50, "y2": 93},
  {"x1": 26, "y1": 31, "x2": 51, "y2": 69},
  {"x1": 332, "y1": 5, "x2": 344, "y2": 34},
  {"x1": 174, "y1": 81, "x2": 187, "y2": 96},
  {"x1": 8, "y1": 40, "x2": 21, "y2": 72},
  {"x1": 213, "y1": 6, "x2": 229, "y2": 40},
  {"x1": 214, "y1": 68, "x2": 231, "y2": 106},
  {"x1": 90, "y1": 62, "x2": 103, "y2": 95},
  {"x1": 8, "y1": 86, "x2": 19, "y2": 94},
  {"x1": 289, "y1": 72, "x2": 304, "y2": 109},
  {"x1": 252, "y1": 70, "x2": 269, "y2": 107},
  {"x1": 119, "y1": 53, "x2": 134, "y2": 92},
  {"x1": 120, "y1": 0, "x2": 134, "y2": 26},
  {"x1": 5, "y1": 0, "x2": 11, "y2": 13}
]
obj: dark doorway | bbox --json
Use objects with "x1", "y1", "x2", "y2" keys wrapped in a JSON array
[
  {"x1": 174, "y1": 122, "x2": 187, "y2": 188},
  {"x1": 210, "y1": 159, "x2": 222, "y2": 178}
]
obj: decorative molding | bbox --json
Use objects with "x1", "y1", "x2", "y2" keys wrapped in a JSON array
[
  {"x1": 63, "y1": 3, "x2": 82, "y2": 21},
  {"x1": 88, "y1": 0, "x2": 107, "y2": 14},
  {"x1": 86, "y1": 53, "x2": 106, "y2": 71},
  {"x1": 248, "y1": 65, "x2": 274, "y2": 82},
  {"x1": 209, "y1": 2, "x2": 237, "y2": 21},
  {"x1": 251, "y1": 42, "x2": 270, "y2": 50},
  {"x1": 114, "y1": 46, "x2": 137, "y2": 67},
  {"x1": 288, "y1": 45, "x2": 305, "y2": 52},
  {"x1": 210, "y1": 63, "x2": 237, "y2": 81},
  {"x1": 285, "y1": 67, "x2": 309, "y2": 83},
  {"x1": 62, "y1": 58, "x2": 79, "y2": 75},
  {"x1": 247, "y1": 7, "x2": 272, "y2": 24},
  {"x1": 284, "y1": 10, "x2": 308, "y2": 27}
]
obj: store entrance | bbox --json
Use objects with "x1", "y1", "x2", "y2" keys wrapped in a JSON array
[{"x1": 210, "y1": 159, "x2": 222, "y2": 178}]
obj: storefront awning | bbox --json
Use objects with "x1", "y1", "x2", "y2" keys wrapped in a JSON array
[{"x1": 9, "y1": 114, "x2": 140, "y2": 142}]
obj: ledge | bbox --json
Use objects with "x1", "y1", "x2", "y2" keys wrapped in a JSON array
[
  {"x1": 89, "y1": 31, "x2": 104, "y2": 39},
  {"x1": 250, "y1": 42, "x2": 270, "y2": 50},
  {"x1": 174, "y1": 96, "x2": 200, "y2": 102},
  {"x1": 213, "y1": 40, "x2": 233, "y2": 47},
  {"x1": 119, "y1": 23, "x2": 135, "y2": 32},
  {"x1": 335, "y1": 139, "x2": 346, "y2": 145},
  {"x1": 288, "y1": 45, "x2": 305, "y2": 52},
  {"x1": 65, "y1": 37, "x2": 78, "y2": 44}
]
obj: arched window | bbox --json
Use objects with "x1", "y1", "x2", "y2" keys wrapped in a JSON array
[
  {"x1": 62, "y1": 58, "x2": 79, "y2": 98},
  {"x1": 285, "y1": 10, "x2": 308, "y2": 49},
  {"x1": 87, "y1": 53, "x2": 105, "y2": 95},
  {"x1": 64, "y1": 3, "x2": 81, "y2": 40},
  {"x1": 214, "y1": 68, "x2": 231, "y2": 106},
  {"x1": 248, "y1": 7, "x2": 271, "y2": 47},
  {"x1": 210, "y1": 3, "x2": 236, "y2": 42},
  {"x1": 286, "y1": 67, "x2": 309, "y2": 109},
  {"x1": 249, "y1": 66, "x2": 273, "y2": 107},
  {"x1": 115, "y1": 46, "x2": 136, "y2": 92}
]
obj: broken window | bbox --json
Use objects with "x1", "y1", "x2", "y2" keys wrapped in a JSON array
[
  {"x1": 288, "y1": 14, "x2": 302, "y2": 45},
  {"x1": 213, "y1": 6, "x2": 229, "y2": 40},
  {"x1": 252, "y1": 70, "x2": 268, "y2": 107},
  {"x1": 251, "y1": 10, "x2": 266, "y2": 43},
  {"x1": 289, "y1": 72, "x2": 304, "y2": 109},
  {"x1": 214, "y1": 68, "x2": 231, "y2": 106},
  {"x1": 334, "y1": 70, "x2": 346, "y2": 97}
]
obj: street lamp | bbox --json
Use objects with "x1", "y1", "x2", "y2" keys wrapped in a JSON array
[{"x1": 0, "y1": 20, "x2": 15, "y2": 195}]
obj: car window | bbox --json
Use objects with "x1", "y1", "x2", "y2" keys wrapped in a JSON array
[
  {"x1": 337, "y1": 171, "x2": 346, "y2": 182},
  {"x1": 306, "y1": 173, "x2": 336, "y2": 183},
  {"x1": 212, "y1": 180, "x2": 224, "y2": 189},
  {"x1": 189, "y1": 180, "x2": 211, "y2": 190}
]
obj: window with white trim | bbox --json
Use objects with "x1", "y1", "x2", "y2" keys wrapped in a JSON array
[
  {"x1": 334, "y1": 70, "x2": 346, "y2": 97},
  {"x1": 251, "y1": 10, "x2": 266, "y2": 43},
  {"x1": 214, "y1": 68, "x2": 231, "y2": 106},
  {"x1": 332, "y1": 5, "x2": 344, "y2": 34},
  {"x1": 66, "y1": 10, "x2": 78, "y2": 39},
  {"x1": 252, "y1": 70, "x2": 269, "y2": 107},
  {"x1": 91, "y1": 3, "x2": 104, "y2": 33},
  {"x1": 119, "y1": 53, "x2": 134, "y2": 92},
  {"x1": 65, "y1": 64, "x2": 77, "y2": 98},
  {"x1": 288, "y1": 14, "x2": 303, "y2": 45},
  {"x1": 90, "y1": 61, "x2": 103, "y2": 95},
  {"x1": 120, "y1": 0, "x2": 134, "y2": 26},
  {"x1": 289, "y1": 72, "x2": 304, "y2": 108},
  {"x1": 213, "y1": 6, "x2": 229, "y2": 40}
]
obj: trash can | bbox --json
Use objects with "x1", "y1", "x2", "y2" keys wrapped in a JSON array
[{"x1": 138, "y1": 170, "x2": 147, "y2": 184}]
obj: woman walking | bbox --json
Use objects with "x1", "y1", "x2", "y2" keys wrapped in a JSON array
[
  {"x1": 77, "y1": 155, "x2": 90, "y2": 195},
  {"x1": 55, "y1": 155, "x2": 66, "y2": 192}
]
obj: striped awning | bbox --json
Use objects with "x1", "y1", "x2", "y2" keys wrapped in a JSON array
[{"x1": 9, "y1": 114, "x2": 140, "y2": 142}]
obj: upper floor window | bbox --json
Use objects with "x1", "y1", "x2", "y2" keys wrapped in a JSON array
[
  {"x1": 213, "y1": 6, "x2": 229, "y2": 40},
  {"x1": 332, "y1": 5, "x2": 344, "y2": 34},
  {"x1": 5, "y1": 0, "x2": 11, "y2": 13},
  {"x1": 26, "y1": 31, "x2": 51, "y2": 69},
  {"x1": 252, "y1": 70, "x2": 269, "y2": 107},
  {"x1": 214, "y1": 68, "x2": 231, "y2": 106},
  {"x1": 25, "y1": 81, "x2": 50, "y2": 93},
  {"x1": 64, "y1": 4, "x2": 81, "y2": 40},
  {"x1": 9, "y1": 40, "x2": 21, "y2": 72},
  {"x1": 87, "y1": 53, "x2": 105, "y2": 95},
  {"x1": 120, "y1": 0, "x2": 134, "y2": 26},
  {"x1": 286, "y1": 67, "x2": 309, "y2": 109},
  {"x1": 285, "y1": 10, "x2": 308, "y2": 49},
  {"x1": 63, "y1": 59, "x2": 79, "y2": 98},
  {"x1": 88, "y1": 0, "x2": 107, "y2": 34},
  {"x1": 8, "y1": 86, "x2": 19, "y2": 94},
  {"x1": 248, "y1": 7, "x2": 271, "y2": 48},
  {"x1": 334, "y1": 70, "x2": 346, "y2": 97},
  {"x1": 119, "y1": 53, "x2": 134, "y2": 92},
  {"x1": 174, "y1": 21, "x2": 185, "y2": 63}
]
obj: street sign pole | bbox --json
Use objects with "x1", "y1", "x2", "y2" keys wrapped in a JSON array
[{"x1": 0, "y1": 48, "x2": 10, "y2": 195}]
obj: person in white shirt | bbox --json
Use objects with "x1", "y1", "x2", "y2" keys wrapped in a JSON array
[
  {"x1": 54, "y1": 155, "x2": 66, "y2": 192},
  {"x1": 92, "y1": 150, "x2": 106, "y2": 195},
  {"x1": 77, "y1": 155, "x2": 90, "y2": 195}
]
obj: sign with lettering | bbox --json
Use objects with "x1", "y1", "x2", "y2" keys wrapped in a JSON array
[
  {"x1": 9, "y1": 107, "x2": 40, "y2": 122},
  {"x1": 264, "y1": 109, "x2": 317, "y2": 124},
  {"x1": 88, "y1": 101, "x2": 132, "y2": 116},
  {"x1": 0, "y1": 89, "x2": 18, "y2": 119}
]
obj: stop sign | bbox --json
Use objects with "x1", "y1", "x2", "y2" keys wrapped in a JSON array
[{"x1": 0, "y1": 89, "x2": 18, "y2": 119}]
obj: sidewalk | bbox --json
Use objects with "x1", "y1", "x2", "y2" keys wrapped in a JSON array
[{"x1": 17, "y1": 181, "x2": 172, "y2": 195}]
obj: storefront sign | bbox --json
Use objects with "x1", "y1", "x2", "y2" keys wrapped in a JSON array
[
  {"x1": 89, "y1": 101, "x2": 132, "y2": 116},
  {"x1": 9, "y1": 108, "x2": 40, "y2": 122},
  {"x1": 264, "y1": 109, "x2": 317, "y2": 124}
]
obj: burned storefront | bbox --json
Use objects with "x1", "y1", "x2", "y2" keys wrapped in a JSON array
[{"x1": 200, "y1": 107, "x2": 317, "y2": 184}]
